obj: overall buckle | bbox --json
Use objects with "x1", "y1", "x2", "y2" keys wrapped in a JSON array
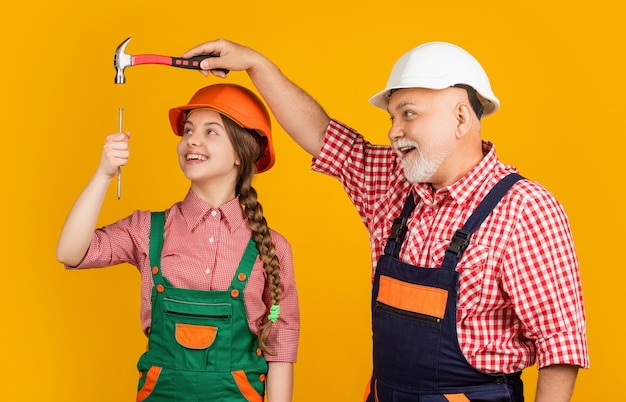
[
  {"x1": 446, "y1": 229, "x2": 472, "y2": 259},
  {"x1": 388, "y1": 217, "x2": 409, "y2": 244}
]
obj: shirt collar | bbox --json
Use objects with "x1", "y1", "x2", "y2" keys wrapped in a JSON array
[
  {"x1": 179, "y1": 190, "x2": 246, "y2": 233},
  {"x1": 448, "y1": 141, "x2": 497, "y2": 206},
  {"x1": 412, "y1": 141, "x2": 498, "y2": 206}
]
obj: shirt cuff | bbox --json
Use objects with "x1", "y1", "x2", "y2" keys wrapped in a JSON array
[
  {"x1": 311, "y1": 119, "x2": 360, "y2": 177},
  {"x1": 536, "y1": 330, "x2": 590, "y2": 369},
  {"x1": 263, "y1": 328, "x2": 299, "y2": 363}
]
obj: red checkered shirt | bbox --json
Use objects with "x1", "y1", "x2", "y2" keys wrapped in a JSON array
[
  {"x1": 67, "y1": 191, "x2": 300, "y2": 363},
  {"x1": 312, "y1": 119, "x2": 589, "y2": 373}
]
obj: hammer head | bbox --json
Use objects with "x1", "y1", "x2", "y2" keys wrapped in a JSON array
[{"x1": 113, "y1": 37, "x2": 133, "y2": 84}]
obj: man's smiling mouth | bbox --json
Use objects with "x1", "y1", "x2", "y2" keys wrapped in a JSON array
[{"x1": 397, "y1": 146, "x2": 416, "y2": 155}]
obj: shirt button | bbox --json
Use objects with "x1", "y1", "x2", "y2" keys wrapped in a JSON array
[
  {"x1": 211, "y1": 210, "x2": 217, "y2": 217},
  {"x1": 208, "y1": 237, "x2": 215, "y2": 243},
  {"x1": 205, "y1": 267, "x2": 211, "y2": 274}
]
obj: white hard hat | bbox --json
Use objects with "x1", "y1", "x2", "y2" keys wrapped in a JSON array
[{"x1": 369, "y1": 42, "x2": 499, "y2": 117}]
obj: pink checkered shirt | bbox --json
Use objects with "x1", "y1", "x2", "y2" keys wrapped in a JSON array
[
  {"x1": 312, "y1": 119, "x2": 589, "y2": 373},
  {"x1": 68, "y1": 191, "x2": 300, "y2": 363}
]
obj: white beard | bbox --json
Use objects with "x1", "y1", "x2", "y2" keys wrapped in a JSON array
[{"x1": 400, "y1": 145, "x2": 445, "y2": 184}]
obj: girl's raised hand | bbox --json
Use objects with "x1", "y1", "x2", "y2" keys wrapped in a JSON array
[{"x1": 99, "y1": 132, "x2": 130, "y2": 178}]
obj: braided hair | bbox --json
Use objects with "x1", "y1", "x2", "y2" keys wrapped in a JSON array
[{"x1": 222, "y1": 115, "x2": 282, "y2": 355}]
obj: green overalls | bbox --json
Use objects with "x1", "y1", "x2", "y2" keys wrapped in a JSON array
[{"x1": 136, "y1": 212, "x2": 268, "y2": 402}]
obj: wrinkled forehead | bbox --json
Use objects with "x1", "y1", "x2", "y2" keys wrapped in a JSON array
[{"x1": 387, "y1": 87, "x2": 465, "y2": 110}]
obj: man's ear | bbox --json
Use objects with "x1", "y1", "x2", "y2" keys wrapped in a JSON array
[{"x1": 455, "y1": 102, "x2": 474, "y2": 139}]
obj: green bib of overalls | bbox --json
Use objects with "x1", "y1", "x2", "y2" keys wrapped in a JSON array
[{"x1": 136, "y1": 212, "x2": 268, "y2": 402}]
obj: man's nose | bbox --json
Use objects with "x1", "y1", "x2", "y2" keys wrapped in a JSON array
[{"x1": 388, "y1": 122, "x2": 403, "y2": 141}]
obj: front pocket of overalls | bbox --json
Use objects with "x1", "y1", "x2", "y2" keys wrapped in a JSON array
[
  {"x1": 232, "y1": 370, "x2": 264, "y2": 402},
  {"x1": 164, "y1": 298, "x2": 233, "y2": 371},
  {"x1": 175, "y1": 323, "x2": 217, "y2": 349},
  {"x1": 373, "y1": 275, "x2": 447, "y2": 387},
  {"x1": 136, "y1": 366, "x2": 162, "y2": 402},
  {"x1": 376, "y1": 275, "x2": 447, "y2": 322}
]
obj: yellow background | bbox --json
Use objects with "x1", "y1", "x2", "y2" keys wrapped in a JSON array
[{"x1": 0, "y1": 0, "x2": 621, "y2": 400}]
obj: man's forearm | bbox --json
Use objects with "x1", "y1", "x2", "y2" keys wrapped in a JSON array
[
  {"x1": 247, "y1": 58, "x2": 330, "y2": 158},
  {"x1": 535, "y1": 364, "x2": 579, "y2": 402}
]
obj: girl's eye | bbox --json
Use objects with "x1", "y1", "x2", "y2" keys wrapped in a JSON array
[
  {"x1": 183, "y1": 127, "x2": 193, "y2": 135},
  {"x1": 206, "y1": 129, "x2": 217, "y2": 136}
]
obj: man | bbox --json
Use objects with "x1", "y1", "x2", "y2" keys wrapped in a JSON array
[{"x1": 182, "y1": 39, "x2": 589, "y2": 401}]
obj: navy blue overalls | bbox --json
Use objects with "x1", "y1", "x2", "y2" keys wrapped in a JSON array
[{"x1": 365, "y1": 174, "x2": 525, "y2": 402}]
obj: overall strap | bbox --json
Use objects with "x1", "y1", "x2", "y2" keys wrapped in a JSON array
[
  {"x1": 229, "y1": 237, "x2": 259, "y2": 292},
  {"x1": 149, "y1": 211, "x2": 166, "y2": 286},
  {"x1": 442, "y1": 173, "x2": 524, "y2": 269},
  {"x1": 384, "y1": 192, "x2": 417, "y2": 258}
]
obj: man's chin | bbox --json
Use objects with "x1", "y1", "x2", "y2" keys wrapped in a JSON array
[
  {"x1": 401, "y1": 159, "x2": 439, "y2": 184},
  {"x1": 401, "y1": 171, "x2": 432, "y2": 184}
]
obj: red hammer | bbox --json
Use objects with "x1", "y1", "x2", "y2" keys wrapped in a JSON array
[{"x1": 113, "y1": 37, "x2": 228, "y2": 84}]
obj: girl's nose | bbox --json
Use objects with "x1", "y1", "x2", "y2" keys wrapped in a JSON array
[{"x1": 187, "y1": 132, "x2": 202, "y2": 146}]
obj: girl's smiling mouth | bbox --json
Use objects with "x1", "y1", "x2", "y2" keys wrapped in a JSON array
[{"x1": 186, "y1": 153, "x2": 208, "y2": 161}]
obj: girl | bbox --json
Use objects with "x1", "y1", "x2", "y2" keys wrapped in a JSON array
[{"x1": 56, "y1": 83, "x2": 300, "y2": 402}]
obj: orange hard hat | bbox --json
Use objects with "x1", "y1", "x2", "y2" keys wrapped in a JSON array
[{"x1": 169, "y1": 83, "x2": 275, "y2": 173}]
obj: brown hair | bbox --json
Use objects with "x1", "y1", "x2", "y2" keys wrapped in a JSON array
[{"x1": 222, "y1": 115, "x2": 282, "y2": 355}]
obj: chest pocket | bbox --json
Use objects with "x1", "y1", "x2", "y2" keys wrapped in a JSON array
[
  {"x1": 163, "y1": 297, "x2": 234, "y2": 370},
  {"x1": 431, "y1": 240, "x2": 491, "y2": 314}
]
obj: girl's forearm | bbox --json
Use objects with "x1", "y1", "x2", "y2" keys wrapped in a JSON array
[
  {"x1": 56, "y1": 170, "x2": 112, "y2": 267},
  {"x1": 265, "y1": 362, "x2": 294, "y2": 402}
]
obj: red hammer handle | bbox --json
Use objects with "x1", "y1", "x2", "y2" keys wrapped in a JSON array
[{"x1": 132, "y1": 54, "x2": 229, "y2": 73}]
